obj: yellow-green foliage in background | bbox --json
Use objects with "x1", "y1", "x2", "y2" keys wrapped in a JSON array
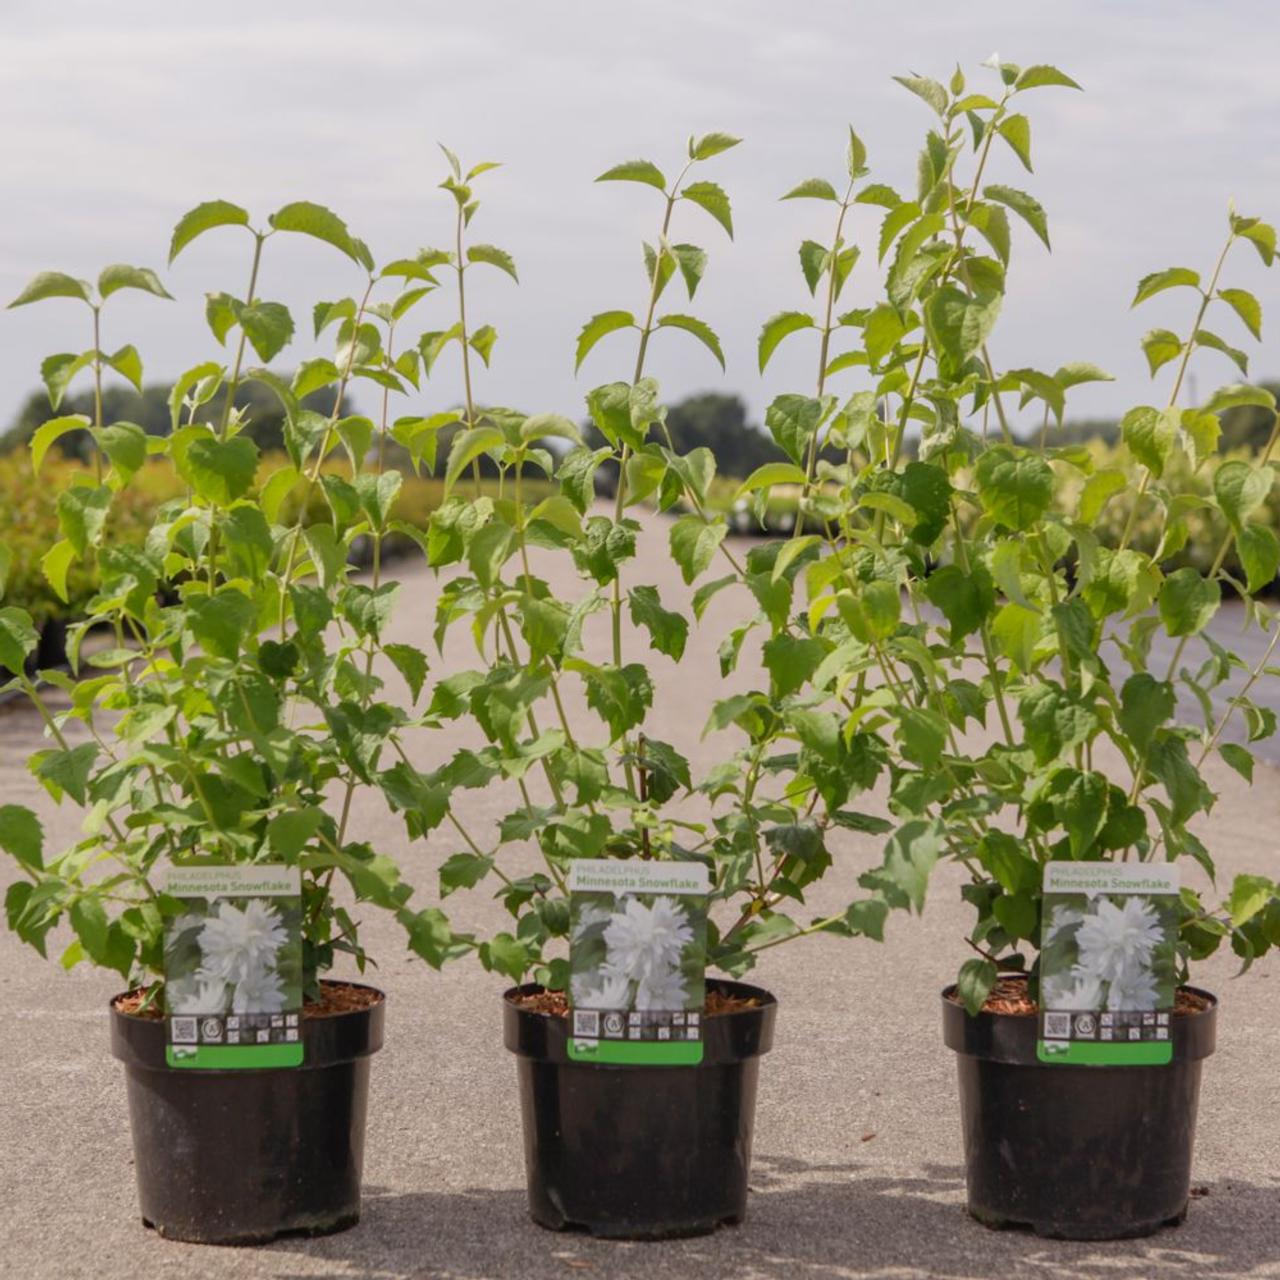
[{"x1": 0, "y1": 450, "x2": 546, "y2": 628}]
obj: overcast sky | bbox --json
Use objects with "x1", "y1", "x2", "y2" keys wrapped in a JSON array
[{"x1": 2, "y1": 1, "x2": 1278, "y2": 435}]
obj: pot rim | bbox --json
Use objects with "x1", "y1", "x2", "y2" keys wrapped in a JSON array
[
  {"x1": 109, "y1": 976, "x2": 387, "y2": 1022},
  {"x1": 939, "y1": 978, "x2": 1219, "y2": 1019},
  {"x1": 502, "y1": 975, "x2": 777, "y2": 1018}
]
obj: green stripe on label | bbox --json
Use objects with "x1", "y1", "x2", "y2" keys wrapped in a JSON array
[
  {"x1": 1037, "y1": 1039, "x2": 1172, "y2": 1066},
  {"x1": 166, "y1": 1044, "x2": 305, "y2": 1069},
  {"x1": 567, "y1": 1039, "x2": 704, "y2": 1066}
]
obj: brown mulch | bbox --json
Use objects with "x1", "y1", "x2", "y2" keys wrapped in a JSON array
[
  {"x1": 513, "y1": 987, "x2": 762, "y2": 1019},
  {"x1": 947, "y1": 974, "x2": 1212, "y2": 1017},
  {"x1": 113, "y1": 979, "x2": 382, "y2": 1021}
]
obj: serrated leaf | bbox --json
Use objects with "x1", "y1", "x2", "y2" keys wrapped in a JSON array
[
  {"x1": 31, "y1": 415, "x2": 91, "y2": 472},
  {"x1": 628, "y1": 585, "x2": 688, "y2": 661},
  {"x1": 782, "y1": 177, "x2": 839, "y2": 202},
  {"x1": 98, "y1": 264, "x2": 173, "y2": 301},
  {"x1": 1158, "y1": 567, "x2": 1220, "y2": 637},
  {"x1": 893, "y1": 74, "x2": 948, "y2": 116},
  {"x1": 269, "y1": 201, "x2": 371, "y2": 270},
  {"x1": 669, "y1": 514, "x2": 726, "y2": 585},
  {"x1": 0, "y1": 608, "x2": 37, "y2": 674},
  {"x1": 444, "y1": 425, "x2": 504, "y2": 495},
  {"x1": 467, "y1": 243, "x2": 518, "y2": 281},
  {"x1": 1195, "y1": 328, "x2": 1248, "y2": 375},
  {"x1": 798, "y1": 240, "x2": 827, "y2": 294},
  {"x1": 1121, "y1": 405, "x2": 1178, "y2": 477},
  {"x1": 758, "y1": 311, "x2": 815, "y2": 372},
  {"x1": 596, "y1": 159, "x2": 666, "y2": 189},
  {"x1": 689, "y1": 131, "x2": 741, "y2": 161},
  {"x1": 681, "y1": 181, "x2": 733, "y2": 238},
  {"x1": 998, "y1": 114, "x2": 1032, "y2": 171},
  {"x1": 238, "y1": 301, "x2": 295, "y2": 362},
  {"x1": 105, "y1": 343, "x2": 143, "y2": 392},
  {"x1": 1218, "y1": 288, "x2": 1262, "y2": 340},
  {"x1": 8, "y1": 271, "x2": 92, "y2": 308},
  {"x1": 575, "y1": 310, "x2": 634, "y2": 372},
  {"x1": 984, "y1": 185, "x2": 1050, "y2": 250},
  {"x1": 169, "y1": 200, "x2": 251, "y2": 263},
  {"x1": 1015, "y1": 64, "x2": 1082, "y2": 91},
  {"x1": 656, "y1": 314, "x2": 724, "y2": 369},
  {"x1": 1141, "y1": 328, "x2": 1182, "y2": 377},
  {"x1": 1132, "y1": 266, "x2": 1201, "y2": 307}
]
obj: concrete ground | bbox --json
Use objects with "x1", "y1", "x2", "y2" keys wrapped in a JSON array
[{"x1": 2, "y1": 511, "x2": 1278, "y2": 1280}]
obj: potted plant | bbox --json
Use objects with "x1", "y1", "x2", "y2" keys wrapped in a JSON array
[
  {"x1": 387, "y1": 140, "x2": 910, "y2": 1239},
  {"x1": 0, "y1": 200, "x2": 459, "y2": 1243},
  {"x1": 768, "y1": 56, "x2": 1279, "y2": 1238}
]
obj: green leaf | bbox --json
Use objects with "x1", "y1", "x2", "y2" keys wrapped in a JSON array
[
  {"x1": 993, "y1": 892, "x2": 1038, "y2": 940},
  {"x1": 105, "y1": 344, "x2": 143, "y2": 392},
  {"x1": 1158, "y1": 568, "x2": 1220, "y2": 638},
  {"x1": 575, "y1": 311, "x2": 635, "y2": 371},
  {"x1": 269, "y1": 201, "x2": 371, "y2": 270},
  {"x1": 30, "y1": 415, "x2": 91, "y2": 472},
  {"x1": 266, "y1": 809, "x2": 325, "y2": 859},
  {"x1": 758, "y1": 312, "x2": 815, "y2": 372},
  {"x1": 596, "y1": 159, "x2": 667, "y2": 189},
  {"x1": 469, "y1": 325, "x2": 497, "y2": 366},
  {"x1": 0, "y1": 608, "x2": 38, "y2": 673},
  {"x1": 846, "y1": 125, "x2": 868, "y2": 178},
  {"x1": 974, "y1": 446, "x2": 1055, "y2": 531},
  {"x1": 1132, "y1": 266, "x2": 1201, "y2": 306},
  {"x1": 998, "y1": 114, "x2": 1032, "y2": 171},
  {"x1": 669, "y1": 514, "x2": 726, "y2": 585},
  {"x1": 893, "y1": 74, "x2": 948, "y2": 116},
  {"x1": 39, "y1": 351, "x2": 92, "y2": 410},
  {"x1": 877, "y1": 819, "x2": 945, "y2": 913},
  {"x1": 0, "y1": 805, "x2": 43, "y2": 868},
  {"x1": 681, "y1": 181, "x2": 734, "y2": 238},
  {"x1": 1194, "y1": 328, "x2": 1248, "y2": 376},
  {"x1": 956, "y1": 958, "x2": 998, "y2": 1015},
  {"x1": 923, "y1": 285, "x2": 1001, "y2": 379},
  {"x1": 1078, "y1": 469, "x2": 1128, "y2": 524},
  {"x1": 1214, "y1": 459, "x2": 1271, "y2": 527},
  {"x1": 782, "y1": 177, "x2": 840, "y2": 202},
  {"x1": 984, "y1": 185, "x2": 1050, "y2": 250},
  {"x1": 689, "y1": 131, "x2": 742, "y2": 161},
  {"x1": 1018, "y1": 683, "x2": 1097, "y2": 765},
  {"x1": 1118, "y1": 673, "x2": 1175, "y2": 754},
  {"x1": 924, "y1": 563, "x2": 995, "y2": 642},
  {"x1": 0, "y1": 543, "x2": 10, "y2": 599},
  {"x1": 439, "y1": 852, "x2": 495, "y2": 897},
  {"x1": 37, "y1": 742, "x2": 97, "y2": 804},
  {"x1": 628, "y1": 585, "x2": 689, "y2": 661},
  {"x1": 7, "y1": 271, "x2": 92, "y2": 308},
  {"x1": 98, "y1": 264, "x2": 173, "y2": 301},
  {"x1": 95, "y1": 421, "x2": 147, "y2": 480},
  {"x1": 169, "y1": 200, "x2": 251, "y2": 263},
  {"x1": 837, "y1": 580, "x2": 901, "y2": 644},
  {"x1": 671, "y1": 243, "x2": 707, "y2": 298},
  {"x1": 168, "y1": 360, "x2": 223, "y2": 430},
  {"x1": 1015, "y1": 64, "x2": 1082, "y2": 91},
  {"x1": 798, "y1": 240, "x2": 827, "y2": 294},
  {"x1": 238, "y1": 301, "x2": 295, "y2": 362},
  {"x1": 1218, "y1": 288, "x2": 1262, "y2": 340},
  {"x1": 56, "y1": 485, "x2": 111, "y2": 557},
  {"x1": 735, "y1": 461, "x2": 808, "y2": 498},
  {"x1": 1219, "y1": 744, "x2": 1255, "y2": 784},
  {"x1": 764, "y1": 394, "x2": 827, "y2": 465},
  {"x1": 762, "y1": 633, "x2": 825, "y2": 697},
  {"x1": 1140, "y1": 329, "x2": 1182, "y2": 378},
  {"x1": 1203, "y1": 383, "x2": 1275, "y2": 414},
  {"x1": 480, "y1": 932, "x2": 530, "y2": 982},
  {"x1": 1121, "y1": 405, "x2": 1177, "y2": 477},
  {"x1": 656, "y1": 314, "x2": 724, "y2": 369},
  {"x1": 444, "y1": 426, "x2": 504, "y2": 495},
  {"x1": 188, "y1": 589, "x2": 256, "y2": 660},
  {"x1": 181, "y1": 435, "x2": 259, "y2": 506},
  {"x1": 1236, "y1": 219, "x2": 1276, "y2": 266},
  {"x1": 466, "y1": 243, "x2": 518, "y2": 281},
  {"x1": 1237, "y1": 524, "x2": 1279, "y2": 594}
]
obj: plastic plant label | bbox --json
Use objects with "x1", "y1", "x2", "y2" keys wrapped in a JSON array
[
  {"x1": 566, "y1": 859, "x2": 710, "y2": 1066},
  {"x1": 162, "y1": 865, "x2": 304, "y2": 1069},
  {"x1": 1036, "y1": 861, "x2": 1180, "y2": 1066}
]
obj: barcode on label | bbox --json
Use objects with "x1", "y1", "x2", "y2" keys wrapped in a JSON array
[
  {"x1": 171, "y1": 1016, "x2": 198, "y2": 1044},
  {"x1": 573, "y1": 1010, "x2": 599, "y2": 1038},
  {"x1": 1043, "y1": 1012, "x2": 1072, "y2": 1039}
]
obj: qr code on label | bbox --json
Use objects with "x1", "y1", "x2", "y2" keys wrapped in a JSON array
[
  {"x1": 573, "y1": 1010, "x2": 600, "y2": 1038},
  {"x1": 1043, "y1": 1013, "x2": 1072, "y2": 1039},
  {"x1": 171, "y1": 1017, "x2": 198, "y2": 1044}
]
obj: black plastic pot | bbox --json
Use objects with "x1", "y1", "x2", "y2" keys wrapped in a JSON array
[
  {"x1": 504, "y1": 978, "x2": 776, "y2": 1239},
  {"x1": 942, "y1": 982, "x2": 1217, "y2": 1240},
  {"x1": 109, "y1": 981, "x2": 385, "y2": 1245}
]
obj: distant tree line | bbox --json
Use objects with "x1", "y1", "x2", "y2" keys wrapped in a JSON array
[{"x1": 4, "y1": 378, "x2": 1277, "y2": 478}]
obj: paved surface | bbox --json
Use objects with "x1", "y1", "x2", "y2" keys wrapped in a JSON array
[{"x1": 2, "y1": 510, "x2": 1279, "y2": 1280}]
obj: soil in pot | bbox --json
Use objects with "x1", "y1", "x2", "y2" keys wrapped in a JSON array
[
  {"x1": 504, "y1": 977, "x2": 776, "y2": 1240},
  {"x1": 942, "y1": 974, "x2": 1217, "y2": 1240},
  {"x1": 110, "y1": 978, "x2": 385, "y2": 1245}
]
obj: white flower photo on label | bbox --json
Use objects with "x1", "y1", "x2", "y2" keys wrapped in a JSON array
[
  {"x1": 603, "y1": 896, "x2": 694, "y2": 984},
  {"x1": 1074, "y1": 897, "x2": 1163, "y2": 985}
]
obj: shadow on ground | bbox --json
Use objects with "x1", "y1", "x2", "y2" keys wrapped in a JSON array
[{"x1": 261, "y1": 1156, "x2": 1280, "y2": 1280}]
